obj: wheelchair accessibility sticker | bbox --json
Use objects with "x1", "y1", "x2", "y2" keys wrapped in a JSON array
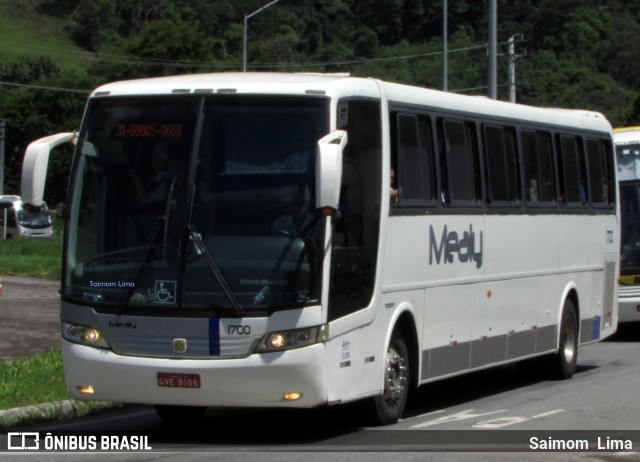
[{"x1": 154, "y1": 280, "x2": 176, "y2": 304}]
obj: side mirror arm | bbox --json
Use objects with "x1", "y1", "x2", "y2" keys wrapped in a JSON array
[
  {"x1": 315, "y1": 130, "x2": 347, "y2": 212},
  {"x1": 21, "y1": 132, "x2": 77, "y2": 208}
]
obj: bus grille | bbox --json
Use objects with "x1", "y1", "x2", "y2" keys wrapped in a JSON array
[{"x1": 602, "y1": 259, "x2": 616, "y2": 330}]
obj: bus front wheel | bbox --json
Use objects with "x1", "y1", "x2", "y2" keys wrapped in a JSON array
[{"x1": 370, "y1": 333, "x2": 410, "y2": 425}]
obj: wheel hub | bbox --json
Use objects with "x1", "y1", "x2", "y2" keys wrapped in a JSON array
[{"x1": 383, "y1": 348, "x2": 407, "y2": 403}]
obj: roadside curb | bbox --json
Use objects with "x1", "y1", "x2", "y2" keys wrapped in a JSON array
[
  {"x1": 0, "y1": 400, "x2": 124, "y2": 427},
  {"x1": 0, "y1": 400, "x2": 79, "y2": 426}
]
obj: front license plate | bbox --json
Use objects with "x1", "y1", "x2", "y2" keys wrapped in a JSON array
[{"x1": 157, "y1": 372, "x2": 201, "y2": 389}]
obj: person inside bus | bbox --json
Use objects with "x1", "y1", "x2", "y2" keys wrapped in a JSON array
[
  {"x1": 271, "y1": 184, "x2": 313, "y2": 237},
  {"x1": 130, "y1": 153, "x2": 188, "y2": 207},
  {"x1": 390, "y1": 166, "x2": 399, "y2": 203},
  {"x1": 128, "y1": 151, "x2": 191, "y2": 251}
]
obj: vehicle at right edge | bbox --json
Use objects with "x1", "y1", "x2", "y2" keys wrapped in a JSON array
[{"x1": 614, "y1": 127, "x2": 640, "y2": 323}]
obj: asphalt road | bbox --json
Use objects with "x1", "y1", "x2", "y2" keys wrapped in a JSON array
[
  {"x1": 2, "y1": 276, "x2": 640, "y2": 461},
  {"x1": 2, "y1": 324, "x2": 640, "y2": 461},
  {"x1": 0, "y1": 276, "x2": 60, "y2": 362},
  {"x1": 0, "y1": 323, "x2": 640, "y2": 462}
]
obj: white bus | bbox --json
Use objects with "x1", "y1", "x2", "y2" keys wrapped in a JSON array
[
  {"x1": 22, "y1": 73, "x2": 618, "y2": 425},
  {"x1": 0, "y1": 195, "x2": 54, "y2": 239},
  {"x1": 614, "y1": 127, "x2": 640, "y2": 323}
]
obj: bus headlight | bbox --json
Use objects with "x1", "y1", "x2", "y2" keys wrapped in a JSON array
[
  {"x1": 62, "y1": 322, "x2": 111, "y2": 349},
  {"x1": 256, "y1": 325, "x2": 328, "y2": 353}
]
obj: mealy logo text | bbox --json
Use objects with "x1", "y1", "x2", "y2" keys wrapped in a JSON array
[{"x1": 429, "y1": 224, "x2": 483, "y2": 269}]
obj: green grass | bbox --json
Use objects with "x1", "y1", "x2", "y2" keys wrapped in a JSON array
[
  {"x1": 0, "y1": 350, "x2": 122, "y2": 426},
  {"x1": 0, "y1": 221, "x2": 62, "y2": 279},
  {"x1": 0, "y1": 227, "x2": 123, "y2": 426},
  {"x1": 0, "y1": 350, "x2": 66, "y2": 409},
  {"x1": 0, "y1": 0, "x2": 91, "y2": 73}
]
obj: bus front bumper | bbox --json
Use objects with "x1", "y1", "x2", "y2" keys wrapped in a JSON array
[
  {"x1": 62, "y1": 340, "x2": 328, "y2": 408},
  {"x1": 618, "y1": 285, "x2": 640, "y2": 323},
  {"x1": 619, "y1": 298, "x2": 640, "y2": 322}
]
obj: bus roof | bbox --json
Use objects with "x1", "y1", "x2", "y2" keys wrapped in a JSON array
[
  {"x1": 91, "y1": 72, "x2": 377, "y2": 98},
  {"x1": 614, "y1": 127, "x2": 640, "y2": 145},
  {"x1": 90, "y1": 72, "x2": 612, "y2": 134},
  {"x1": 0, "y1": 195, "x2": 21, "y2": 204},
  {"x1": 380, "y1": 79, "x2": 611, "y2": 133}
]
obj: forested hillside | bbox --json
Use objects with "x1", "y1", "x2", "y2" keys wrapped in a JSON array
[{"x1": 2, "y1": 0, "x2": 640, "y2": 205}]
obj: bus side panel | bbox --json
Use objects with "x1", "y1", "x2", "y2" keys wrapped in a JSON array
[
  {"x1": 422, "y1": 278, "x2": 552, "y2": 381},
  {"x1": 423, "y1": 284, "x2": 474, "y2": 379},
  {"x1": 323, "y1": 290, "x2": 424, "y2": 404},
  {"x1": 323, "y1": 324, "x2": 379, "y2": 404},
  {"x1": 391, "y1": 213, "x2": 619, "y2": 384}
]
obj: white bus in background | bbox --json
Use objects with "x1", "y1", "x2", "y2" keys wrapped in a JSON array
[
  {"x1": 21, "y1": 73, "x2": 618, "y2": 425},
  {"x1": 614, "y1": 127, "x2": 640, "y2": 323},
  {"x1": 0, "y1": 195, "x2": 53, "y2": 239}
]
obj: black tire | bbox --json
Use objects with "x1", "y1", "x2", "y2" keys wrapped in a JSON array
[
  {"x1": 370, "y1": 334, "x2": 410, "y2": 425},
  {"x1": 548, "y1": 298, "x2": 579, "y2": 380},
  {"x1": 154, "y1": 405, "x2": 207, "y2": 425}
]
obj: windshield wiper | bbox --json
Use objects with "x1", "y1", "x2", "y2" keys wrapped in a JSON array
[
  {"x1": 118, "y1": 215, "x2": 165, "y2": 314},
  {"x1": 186, "y1": 225, "x2": 244, "y2": 316}
]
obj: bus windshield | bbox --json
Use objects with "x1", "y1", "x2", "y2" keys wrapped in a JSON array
[
  {"x1": 617, "y1": 143, "x2": 640, "y2": 277},
  {"x1": 620, "y1": 181, "x2": 640, "y2": 276},
  {"x1": 18, "y1": 206, "x2": 52, "y2": 229},
  {"x1": 65, "y1": 95, "x2": 328, "y2": 313}
]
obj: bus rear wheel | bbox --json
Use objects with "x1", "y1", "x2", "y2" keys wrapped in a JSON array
[
  {"x1": 370, "y1": 334, "x2": 410, "y2": 425},
  {"x1": 548, "y1": 298, "x2": 579, "y2": 379}
]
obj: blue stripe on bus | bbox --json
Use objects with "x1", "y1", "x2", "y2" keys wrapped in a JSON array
[
  {"x1": 209, "y1": 318, "x2": 220, "y2": 356},
  {"x1": 592, "y1": 316, "x2": 601, "y2": 341}
]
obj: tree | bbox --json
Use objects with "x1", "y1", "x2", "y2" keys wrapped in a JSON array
[
  {"x1": 625, "y1": 93, "x2": 640, "y2": 126},
  {"x1": 0, "y1": 55, "x2": 61, "y2": 84},
  {"x1": 24, "y1": 0, "x2": 640, "y2": 126},
  {"x1": 70, "y1": 0, "x2": 120, "y2": 51},
  {"x1": 1, "y1": 70, "x2": 93, "y2": 205},
  {"x1": 89, "y1": 19, "x2": 223, "y2": 81},
  {"x1": 116, "y1": 0, "x2": 172, "y2": 37}
]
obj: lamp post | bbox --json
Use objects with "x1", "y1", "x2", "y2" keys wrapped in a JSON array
[
  {"x1": 443, "y1": 0, "x2": 448, "y2": 91},
  {"x1": 0, "y1": 119, "x2": 4, "y2": 194},
  {"x1": 243, "y1": 0, "x2": 281, "y2": 72},
  {"x1": 488, "y1": 0, "x2": 497, "y2": 99}
]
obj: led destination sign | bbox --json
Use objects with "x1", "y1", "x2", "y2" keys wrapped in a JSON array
[{"x1": 115, "y1": 123, "x2": 183, "y2": 138}]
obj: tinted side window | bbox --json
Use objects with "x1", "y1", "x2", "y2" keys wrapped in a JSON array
[
  {"x1": 440, "y1": 119, "x2": 479, "y2": 205},
  {"x1": 558, "y1": 135, "x2": 587, "y2": 206},
  {"x1": 483, "y1": 125, "x2": 519, "y2": 204},
  {"x1": 586, "y1": 138, "x2": 613, "y2": 206},
  {"x1": 395, "y1": 113, "x2": 435, "y2": 204},
  {"x1": 329, "y1": 99, "x2": 382, "y2": 321},
  {"x1": 0, "y1": 204, "x2": 17, "y2": 227},
  {"x1": 620, "y1": 182, "x2": 640, "y2": 274},
  {"x1": 522, "y1": 130, "x2": 556, "y2": 204}
]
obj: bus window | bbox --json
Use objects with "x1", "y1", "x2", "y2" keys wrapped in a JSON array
[
  {"x1": 0, "y1": 203, "x2": 17, "y2": 228},
  {"x1": 558, "y1": 135, "x2": 587, "y2": 206},
  {"x1": 329, "y1": 99, "x2": 381, "y2": 321},
  {"x1": 483, "y1": 125, "x2": 519, "y2": 204},
  {"x1": 393, "y1": 113, "x2": 435, "y2": 205},
  {"x1": 620, "y1": 182, "x2": 640, "y2": 271},
  {"x1": 522, "y1": 130, "x2": 556, "y2": 205},
  {"x1": 586, "y1": 139, "x2": 613, "y2": 206},
  {"x1": 615, "y1": 130, "x2": 640, "y2": 324},
  {"x1": 439, "y1": 119, "x2": 480, "y2": 205}
]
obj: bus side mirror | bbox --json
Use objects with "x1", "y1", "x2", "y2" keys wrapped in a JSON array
[
  {"x1": 315, "y1": 130, "x2": 347, "y2": 212},
  {"x1": 21, "y1": 132, "x2": 76, "y2": 208}
]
